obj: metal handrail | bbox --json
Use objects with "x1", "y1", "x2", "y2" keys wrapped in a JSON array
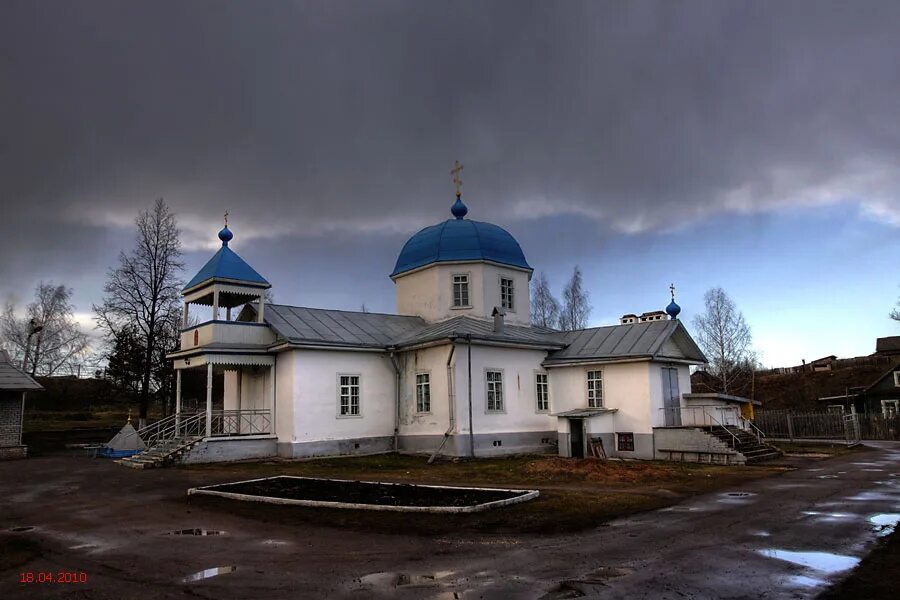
[
  {"x1": 705, "y1": 410, "x2": 740, "y2": 448},
  {"x1": 742, "y1": 417, "x2": 765, "y2": 443},
  {"x1": 119, "y1": 412, "x2": 179, "y2": 446}
]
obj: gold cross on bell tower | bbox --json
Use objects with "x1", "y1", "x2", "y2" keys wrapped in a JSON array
[
  {"x1": 451, "y1": 160, "x2": 464, "y2": 197},
  {"x1": 670, "y1": 283, "x2": 676, "y2": 300},
  {"x1": 224, "y1": 210, "x2": 229, "y2": 227}
]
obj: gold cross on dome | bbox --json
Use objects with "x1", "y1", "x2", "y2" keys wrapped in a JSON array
[
  {"x1": 670, "y1": 283, "x2": 676, "y2": 300},
  {"x1": 224, "y1": 210, "x2": 229, "y2": 227},
  {"x1": 451, "y1": 160, "x2": 464, "y2": 196}
]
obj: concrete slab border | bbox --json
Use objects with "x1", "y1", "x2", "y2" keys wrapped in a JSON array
[{"x1": 187, "y1": 475, "x2": 539, "y2": 513}]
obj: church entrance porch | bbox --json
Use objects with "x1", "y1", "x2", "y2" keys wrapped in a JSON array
[{"x1": 118, "y1": 353, "x2": 276, "y2": 468}]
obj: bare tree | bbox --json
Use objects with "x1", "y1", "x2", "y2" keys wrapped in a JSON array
[
  {"x1": 891, "y1": 290, "x2": 900, "y2": 322},
  {"x1": 94, "y1": 199, "x2": 183, "y2": 424},
  {"x1": 558, "y1": 266, "x2": 591, "y2": 331},
  {"x1": 0, "y1": 282, "x2": 89, "y2": 376},
  {"x1": 530, "y1": 272, "x2": 560, "y2": 328},
  {"x1": 692, "y1": 287, "x2": 754, "y2": 395}
]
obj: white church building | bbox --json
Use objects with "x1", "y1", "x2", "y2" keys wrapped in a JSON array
[{"x1": 124, "y1": 181, "x2": 775, "y2": 468}]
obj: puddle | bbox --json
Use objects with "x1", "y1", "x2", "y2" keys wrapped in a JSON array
[
  {"x1": 170, "y1": 529, "x2": 224, "y2": 536},
  {"x1": 724, "y1": 492, "x2": 755, "y2": 498},
  {"x1": 358, "y1": 570, "x2": 454, "y2": 588},
  {"x1": 759, "y1": 549, "x2": 859, "y2": 573},
  {"x1": 543, "y1": 568, "x2": 632, "y2": 599},
  {"x1": 869, "y1": 513, "x2": 900, "y2": 537},
  {"x1": 787, "y1": 575, "x2": 826, "y2": 588},
  {"x1": 817, "y1": 475, "x2": 839, "y2": 479},
  {"x1": 261, "y1": 539, "x2": 290, "y2": 546},
  {"x1": 802, "y1": 511, "x2": 856, "y2": 520},
  {"x1": 182, "y1": 566, "x2": 236, "y2": 583},
  {"x1": 752, "y1": 531, "x2": 772, "y2": 537},
  {"x1": 9, "y1": 526, "x2": 34, "y2": 532},
  {"x1": 69, "y1": 543, "x2": 99, "y2": 550},
  {"x1": 861, "y1": 468, "x2": 885, "y2": 472}
]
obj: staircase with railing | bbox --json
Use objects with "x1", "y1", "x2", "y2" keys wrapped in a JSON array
[
  {"x1": 116, "y1": 409, "x2": 272, "y2": 469},
  {"x1": 659, "y1": 405, "x2": 782, "y2": 464}
]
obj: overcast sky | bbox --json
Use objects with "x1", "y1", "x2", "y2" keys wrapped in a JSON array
[{"x1": 1, "y1": 0, "x2": 898, "y2": 367}]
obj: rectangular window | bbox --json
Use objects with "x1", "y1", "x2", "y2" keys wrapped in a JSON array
[
  {"x1": 500, "y1": 277, "x2": 514, "y2": 311},
  {"x1": 587, "y1": 370, "x2": 603, "y2": 408},
  {"x1": 617, "y1": 432, "x2": 635, "y2": 452},
  {"x1": 894, "y1": 371, "x2": 900, "y2": 387},
  {"x1": 452, "y1": 274, "x2": 470, "y2": 307},
  {"x1": 339, "y1": 375, "x2": 360, "y2": 417},
  {"x1": 486, "y1": 370, "x2": 504, "y2": 412},
  {"x1": 883, "y1": 400, "x2": 899, "y2": 418},
  {"x1": 535, "y1": 373, "x2": 549, "y2": 412},
  {"x1": 415, "y1": 372, "x2": 431, "y2": 413}
]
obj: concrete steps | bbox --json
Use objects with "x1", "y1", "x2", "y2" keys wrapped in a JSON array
[
  {"x1": 116, "y1": 436, "x2": 203, "y2": 469},
  {"x1": 704, "y1": 426, "x2": 782, "y2": 464}
]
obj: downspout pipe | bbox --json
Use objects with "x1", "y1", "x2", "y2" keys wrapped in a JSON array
[
  {"x1": 467, "y1": 334, "x2": 475, "y2": 458},
  {"x1": 427, "y1": 337, "x2": 456, "y2": 464},
  {"x1": 388, "y1": 348, "x2": 401, "y2": 452}
]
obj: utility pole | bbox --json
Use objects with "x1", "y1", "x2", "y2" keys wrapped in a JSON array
[{"x1": 21, "y1": 319, "x2": 44, "y2": 373}]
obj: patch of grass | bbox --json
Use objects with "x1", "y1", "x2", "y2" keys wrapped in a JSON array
[
  {"x1": 819, "y1": 526, "x2": 900, "y2": 600},
  {"x1": 182, "y1": 454, "x2": 787, "y2": 535},
  {"x1": 0, "y1": 536, "x2": 42, "y2": 572}
]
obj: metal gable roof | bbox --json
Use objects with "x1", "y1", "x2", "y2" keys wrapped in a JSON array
[
  {"x1": 262, "y1": 305, "x2": 428, "y2": 348},
  {"x1": 389, "y1": 316, "x2": 566, "y2": 349},
  {"x1": 391, "y1": 218, "x2": 532, "y2": 277},
  {"x1": 543, "y1": 320, "x2": 706, "y2": 365},
  {"x1": 0, "y1": 351, "x2": 43, "y2": 391},
  {"x1": 183, "y1": 245, "x2": 270, "y2": 292}
]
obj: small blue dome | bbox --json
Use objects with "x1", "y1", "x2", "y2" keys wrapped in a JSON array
[
  {"x1": 392, "y1": 218, "x2": 531, "y2": 277},
  {"x1": 666, "y1": 300, "x2": 681, "y2": 319},
  {"x1": 218, "y1": 226, "x2": 233, "y2": 246},
  {"x1": 450, "y1": 196, "x2": 468, "y2": 219}
]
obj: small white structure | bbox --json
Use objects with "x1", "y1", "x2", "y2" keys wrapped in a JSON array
[{"x1": 150, "y1": 182, "x2": 765, "y2": 467}]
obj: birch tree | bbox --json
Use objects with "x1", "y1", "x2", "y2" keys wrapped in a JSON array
[
  {"x1": 0, "y1": 282, "x2": 88, "y2": 376},
  {"x1": 692, "y1": 287, "x2": 754, "y2": 395},
  {"x1": 94, "y1": 199, "x2": 183, "y2": 424},
  {"x1": 530, "y1": 272, "x2": 560, "y2": 328},
  {"x1": 559, "y1": 266, "x2": 591, "y2": 331}
]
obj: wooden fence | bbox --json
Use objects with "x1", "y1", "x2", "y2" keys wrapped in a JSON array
[{"x1": 754, "y1": 409, "x2": 899, "y2": 441}]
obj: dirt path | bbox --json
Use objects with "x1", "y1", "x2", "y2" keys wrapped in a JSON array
[{"x1": 1, "y1": 444, "x2": 898, "y2": 599}]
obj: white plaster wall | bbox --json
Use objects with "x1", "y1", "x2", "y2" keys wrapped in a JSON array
[
  {"x1": 274, "y1": 352, "x2": 295, "y2": 442},
  {"x1": 549, "y1": 361, "x2": 654, "y2": 434},
  {"x1": 289, "y1": 349, "x2": 397, "y2": 443},
  {"x1": 453, "y1": 345, "x2": 554, "y2": 434},
  {"x1": 397, "y1": 344, "x2": 455, "y2": 437},
  {"x1": 224, "y1": 368, "x2": 271, "y2": 412},
  {"x1": 395, "y1": 263, "x2": 531, "y2": 325}
]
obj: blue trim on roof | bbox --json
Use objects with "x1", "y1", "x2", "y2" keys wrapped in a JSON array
[
  {"x1": 391, "y1": 219, "x2": 531, "y2": 277},
  {"x1": 183, "y1": 245, "x2": 270, "y2": 291}
]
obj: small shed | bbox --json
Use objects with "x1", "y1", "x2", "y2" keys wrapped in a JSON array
[{"x1": 0, "y1": 350, "x2": 43, "y2": 459}]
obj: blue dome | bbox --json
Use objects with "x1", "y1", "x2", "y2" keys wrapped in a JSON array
[
  {"x1": 666, "y1": 300, "x2": 681, "y2": 319},
  {"x1": 218, "y1": 226, "x2": 233, "y2": 245},
  {"x1": 391, "y1": 219, "x2": 531, "y2": 277}
]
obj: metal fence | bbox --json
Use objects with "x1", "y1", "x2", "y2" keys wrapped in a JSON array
[{"x1": 752, "y1": 409, "x2": 899, "y2": 443}]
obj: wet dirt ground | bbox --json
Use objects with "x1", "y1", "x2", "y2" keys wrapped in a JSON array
[{"x1": 1, "y1": 443, "x2": 899, "y2": 599}]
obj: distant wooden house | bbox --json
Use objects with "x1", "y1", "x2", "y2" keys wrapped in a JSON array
[
  {"x1": 819, "y1": 362, "x2": 900, "y2": 417},
  {"x1": 875, "y1": 336, "x2": 900, "y2": 357},
  {"x1": 0, "y1": 350, "x2": 43, "y2": 459}
]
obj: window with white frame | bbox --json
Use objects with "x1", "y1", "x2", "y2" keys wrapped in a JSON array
[
  {"x1": 587, "y1": 370, "x2": 603, "y2": 408},
  {"x1": 416, "y1": 372, "x2": 431, "y2": 413},
  {"x1": 883, "y1": 399, "x2": 899, "y2": 418},
  {"x1": 894, "y1": 371, "x2": 900, "y2": 387},
  {"x1": 500, "y1": 277, "x2": 514, "y2": 311},
  {"x1": 535, "y1": 373, "x2": 549, "y2": 412},
  {"x1": 486, "y1": 370, "x2": 504, "y2": 412},
  {"x1": 338, "y1": 375, "x2": 360, "y2": 416},
  {"x1": 452, "y1": 274, "x2": 470, "y2": 307}
]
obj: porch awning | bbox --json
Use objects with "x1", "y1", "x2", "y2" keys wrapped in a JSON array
[{"x1": 552, "y1": 408, "x2": 618, "y2": 418}]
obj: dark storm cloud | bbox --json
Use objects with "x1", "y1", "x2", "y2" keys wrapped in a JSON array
[{"x1": 1, "y1": 0, "x2": 898, "y2": 283}]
